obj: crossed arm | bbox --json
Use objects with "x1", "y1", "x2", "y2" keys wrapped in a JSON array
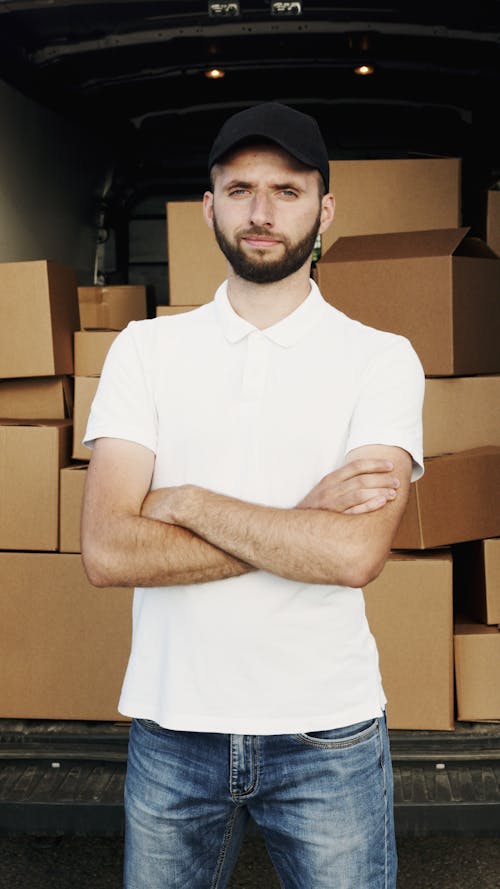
[{"x1": 81, "y1": 437, "x2": 412, "y2": 590}]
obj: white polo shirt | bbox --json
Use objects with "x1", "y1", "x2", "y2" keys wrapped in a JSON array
[{"x1": 84, "y1": 279, "x2": 424, "y2": 734}]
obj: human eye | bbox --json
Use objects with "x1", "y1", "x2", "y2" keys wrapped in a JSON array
[
  {"x1": 227, "y1": 184, "x2": 251, "y2": 197},
  {"x1": 278, "y1": 187, "x2": 300, "y2": 199}
]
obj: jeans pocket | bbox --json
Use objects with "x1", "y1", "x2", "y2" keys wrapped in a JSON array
[{"x1": 293, "y1": 717, "x2": 378, "y2": 749}]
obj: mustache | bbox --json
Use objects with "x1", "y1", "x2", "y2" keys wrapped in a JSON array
[{"x1": 237, "y1": 227, "x2": 286, "y2": 242}]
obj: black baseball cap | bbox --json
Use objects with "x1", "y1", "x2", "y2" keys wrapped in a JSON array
[{"x1": 208, "y1": 102, "x2": 330, "y2": 192}]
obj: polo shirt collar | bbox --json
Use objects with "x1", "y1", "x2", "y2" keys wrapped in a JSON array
[{"x1": 214, "y1": 279, "x2": 326, "y2": 347}]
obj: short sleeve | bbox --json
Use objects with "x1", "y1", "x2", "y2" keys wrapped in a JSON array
[
  {"x1": 83, "y1": 321, "x2": 158, "y2": 454},
  {"x1": 345, "y1": 336, "x2": 425, "y2": 481}
]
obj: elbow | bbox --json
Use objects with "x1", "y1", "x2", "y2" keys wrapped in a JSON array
[
  {"x1": 336, "y1": 548, "x2": 389, "y2": 590},
  {"x1": 82, "y1": 554, "x2": 112, "y2": 588},
  {"x1": 81, "y1": 540, "x2": 120, "y2": 588}
]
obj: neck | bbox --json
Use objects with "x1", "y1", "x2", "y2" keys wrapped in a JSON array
[{"x1": 226, "y1": 263, "x2": 312, "y2": 330}]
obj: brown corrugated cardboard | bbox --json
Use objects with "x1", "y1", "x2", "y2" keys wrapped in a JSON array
[
  {"x1": 423, "y1": 376, "x2": 500, "y2": 456},
  {"x1": 487, "y1": 189, "x2": 500, "y2": 257},
  {"x1": 393, "y1": 447, "x2": 500, "y2": 550},
  {"x1": 364, "y1": 551, "x2": 454, "y2": 730},
  {"x1": 167, "y1": 201, "x2": 226, "y2": 305},
  {"x1": 0, "y1": 376, "x2": 72, "y2": 419},
  {"x1": 453, "y1": 538, "x2": 500, "y2": 626},
  {"x1": 0, "y1": 419, "x2": 72, "y2": 550},
  {"x1": 322, "y1": 157, "x2": 461, "y2": 254},
  {"x1": 74, "y1": 330, "x2": 119, "y2": 376},
  {"x1": 78, "y1": 285, "x2": 147, "y2": 330},
  {"x1": 156, "y1": 305, "x2": 198, "y2": 316},
  {"x1": 454, "y1": 620, "x2": 500, "y2": 722},
  {"x1": 0, "y1": 260, "x2": 79, "y2": 378},
  {"x1": 73, "y1": 377, "x2": 99, "y2": 460},
  {"x1": 315, "y1": 227, "x2": 500, "y2": 376},
  {"x1": 60, "y1": 464, "x2": 88, "y2": 553},
  {"x1": 0, "y1": 552, "x2": 132, "y2": 720}
]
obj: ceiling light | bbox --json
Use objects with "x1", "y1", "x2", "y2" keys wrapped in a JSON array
[
  {"x1": 208, "y1": 1, "x2": 239, "y2": 16},
  {"x1": 354, "y1": 64, "x2": 374, "y2": 76},
  {"x1": 271, "y1": 1, "x2": 302, "y2": 14},
  {"x1": 205, "y1": 68, "x2": 225, "y2": 79}
]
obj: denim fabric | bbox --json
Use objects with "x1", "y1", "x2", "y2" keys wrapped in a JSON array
[{"x1": 124, "y1": 715, "x2": 397, "y2": 889}]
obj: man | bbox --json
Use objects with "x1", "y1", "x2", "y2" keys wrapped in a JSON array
[{"x1": 81, "y1": 102, "x2": 424, "y2": 889}]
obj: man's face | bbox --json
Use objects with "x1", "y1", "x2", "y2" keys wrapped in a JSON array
[{"x1": 204, "y1": 144, "x2": 333, "y2": 284}]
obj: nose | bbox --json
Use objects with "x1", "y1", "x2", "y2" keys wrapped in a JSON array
[{"x1": 249, "y1": 190, "x2": 274, "y2": 228}]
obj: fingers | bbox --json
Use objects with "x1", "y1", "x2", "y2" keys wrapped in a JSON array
[
  {"x1": 344, "y1": 494, "x2": 396, "y2": 515},
  {"x1": 297, "y1": 460, "x2": 401, "y2": 514},
  {"x1": 339, "y1": 458, "x2": 395, "y2": 480},
  {"x1": 341, "y1": 472, "x2": 400, "y2": 492},
  {"x1": 299, "y1": 474, "x2": 399, "y2": 513}
]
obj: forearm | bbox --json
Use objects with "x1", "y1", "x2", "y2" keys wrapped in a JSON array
[
  {"x1": 163, "y1": 485, "x2": 395, "y2": 588},
  {"x1": 81, "y1": 511, "x2": 253, "y2": 588}
]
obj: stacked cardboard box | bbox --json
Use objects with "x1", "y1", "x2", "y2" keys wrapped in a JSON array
[
  {"x1": 73, "y1": 285, "x2": 147, "y2": 460},
  {"x1": 453, "y1": 538, "x2": 500, "y2": 721},
  {"x1": 314, "y1": 223, "x2": 500, "y2": 728},
  {"x1": 0, "y1": 260, "x2": 78, "y2": 551},
  {"x1": 0, "y1": 267, "x2": 139, "y2": 721}
]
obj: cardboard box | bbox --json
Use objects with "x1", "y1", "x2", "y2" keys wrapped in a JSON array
[
  {"x1": 453, "y1": 538, "x2": 500, "y2": 626},
  {"x1": 78, "y1": 285, "x2": 147, "y2": 330},
  {"x1": 167, "y1": 201, "x2": 227, "y2": 305},
  {"x1": 156, "y1": 305, "x2": 198, "y2": 316},
  {"x1": 74, "y1": 330, "x2": 119, "y2": 376},
  {"x1": 0, "y1": 419, "x2": 72, "y2": 550},
  {"x1": 0, "y1": 376, "x2": 72, "y2": 419},
  {"x1": 486, "y1": 189, "x2": 500, "y2": 257},
  {"x1": 73, "y1": 377, "x2": 99, "y2": 460},
  {"x1": 322, "y1": 157, "x2": 461, "y2": 254},
  {"x1": 0, "y1": 260, "x2": 79, "y2": 378},
  {"x1": 454, "y1": 620, "x2": 500, "y2": 722},
  {"x1": 423, "y1": 376, "x2": 500, "y2": 457},
  {"x1": 60, "y1": 464, "x2": 88, "y2": 553},
  {"x1": 393, "y1": 447, "x2": 500, "y2": 550},
  {"x1": 0, "y1": 552, "x2": 132, "y2": 721},
  {"x1": 363, "y1": 551, "x2": 454, "y2": 730},
  {"x1": 315, "y1": 227, "x2": 500, "y2": 376}
]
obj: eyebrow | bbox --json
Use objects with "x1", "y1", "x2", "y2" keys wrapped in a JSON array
[{"x1": 223, "y1": 179, "x2": 305, "y2": 192}]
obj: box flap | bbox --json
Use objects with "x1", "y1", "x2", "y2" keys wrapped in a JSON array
[
  {"x1": 426, "y1": 445, "x2": 500, "y2": 464},
  {"x1": 321, "y1": 227, "x2": 471, "y2": 263},
  {"x1": 454, "y1": 619, "x2": 500, "y2": 636},
  {"x1": 0, "y1": 418, "x2": 72, "y2": 430}
]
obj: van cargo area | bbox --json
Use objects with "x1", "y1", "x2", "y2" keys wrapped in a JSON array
[{"x1": 0, "y1": 2, "x2": 499, "y2": 837}]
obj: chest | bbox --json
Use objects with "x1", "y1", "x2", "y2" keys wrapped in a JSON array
[{"x1": 150, "y1": 334, "x2": 360, "y2": 505}]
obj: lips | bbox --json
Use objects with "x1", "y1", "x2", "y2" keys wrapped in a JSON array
[
  {"x1": 240, "y1": 233, "x2": 283, "y2": 249},
  {"x1": 244, "y1": 238, "x2": 279, "y2": 247}
]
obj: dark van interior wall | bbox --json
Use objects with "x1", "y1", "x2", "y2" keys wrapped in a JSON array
[{"x1": 0, "y1": 78, "x2": 108, "y2": 282}]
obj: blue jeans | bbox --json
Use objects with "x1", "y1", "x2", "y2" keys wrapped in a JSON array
[{"x1": 124, "y1": 715, "x2": 397, "y2": 889}]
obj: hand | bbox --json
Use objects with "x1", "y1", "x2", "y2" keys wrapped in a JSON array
[{"x1": 296, "y1": 459, "x2": 400, "y2": 515}]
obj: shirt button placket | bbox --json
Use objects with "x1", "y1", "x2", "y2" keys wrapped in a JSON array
[{"x1": 241, "y1": 332, "x2": 269, "y2": 403}]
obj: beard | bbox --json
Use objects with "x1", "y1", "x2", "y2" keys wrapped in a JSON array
[{"x1": 212, "y1": 207, "x2": 322, "y2": 284}]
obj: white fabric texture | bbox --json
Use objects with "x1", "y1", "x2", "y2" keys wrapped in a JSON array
[{"x1": 84, "y1": 279, "x2": 424, "y2": 734}]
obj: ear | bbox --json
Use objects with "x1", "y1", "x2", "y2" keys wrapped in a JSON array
[
  {"x1": 318, "y1": 193, "x2": 335, "y2": 236},
  {"x1": 203, "y1": 191, "x2": 215, "y2": 230}
]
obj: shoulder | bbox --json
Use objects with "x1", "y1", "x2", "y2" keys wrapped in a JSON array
[
  {"x1": 114, "y1": 303, "x2": 215, "y2": 352},
  {"x1": 318, "y1": 295, "x2": 422, "y2": 370},
  {"x1": 134, "y1": 303, "x2": 214, "y2": 335}
]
